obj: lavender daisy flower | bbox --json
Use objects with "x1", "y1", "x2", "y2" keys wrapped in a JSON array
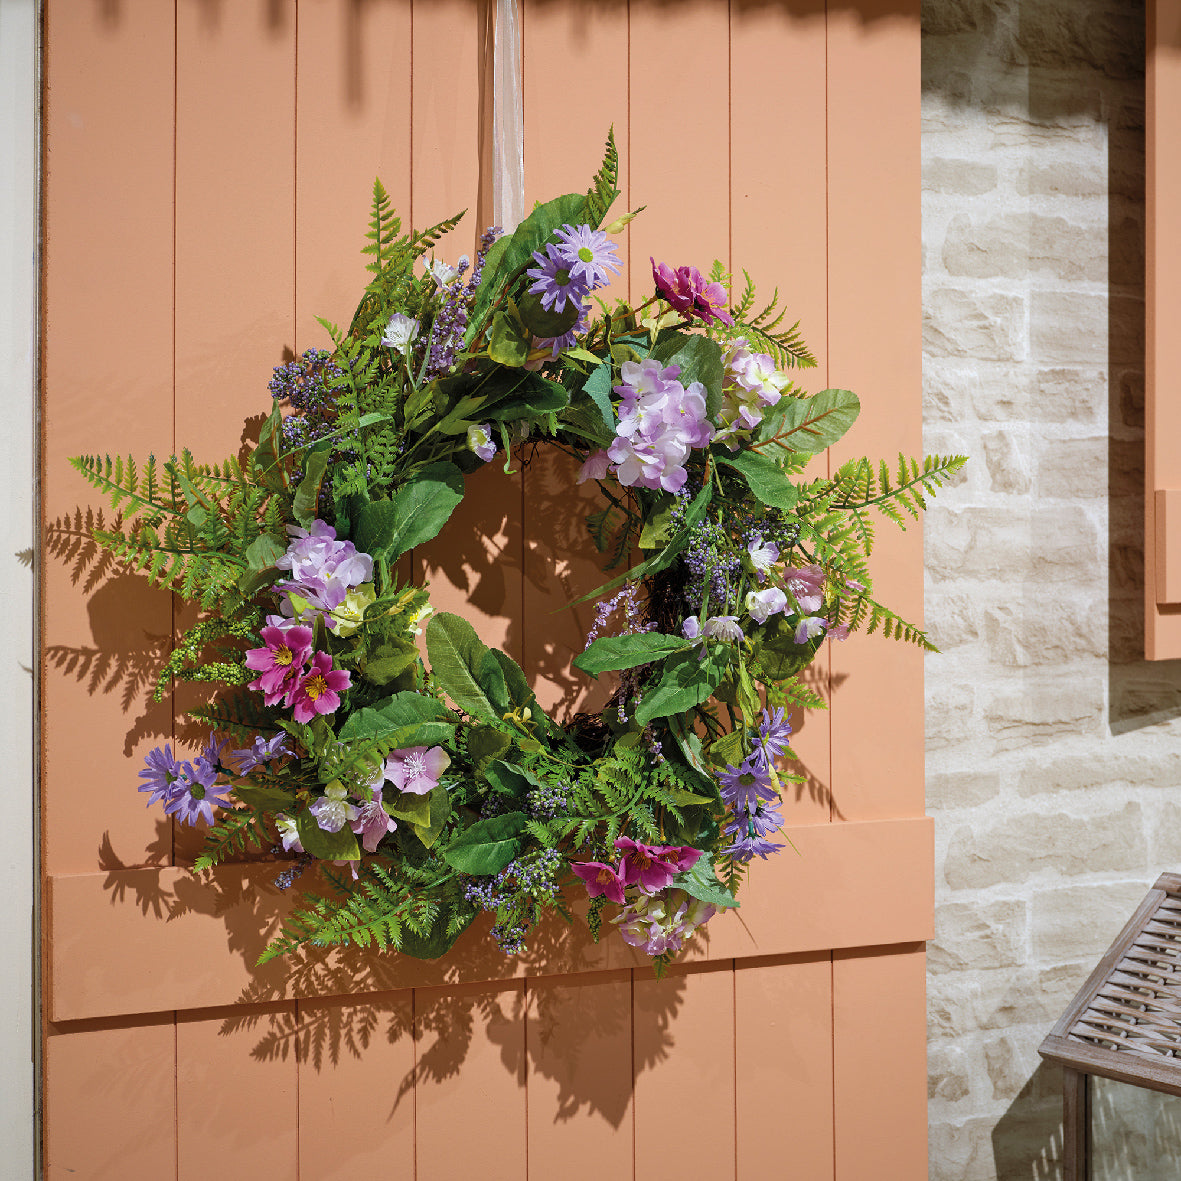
[
  {"x1": 553, "y1": 223, "x2": 621, "y2": 288},
  {"x1": 138, "y1": 744, "x2": 187, "y2": 807},
  {"x1": 759, "y1": 708, "x2": 793, "y2": 760},
  {"x1": 233, "y1": 732, "x2": 293, "y2": 774},
  {"x1": 526, "y1": 243, "x2": 591, "y2": 313},
  {"x1": 163, "y1": 759, "x2": 232, "y2": 827},
  {"x1": 718, "y1": 757, "x2": 777, "y2": 812}
]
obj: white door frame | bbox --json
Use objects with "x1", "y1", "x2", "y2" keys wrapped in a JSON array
[{"x1": 0, "y1": 0, "x2": 40, "y2": 1175}]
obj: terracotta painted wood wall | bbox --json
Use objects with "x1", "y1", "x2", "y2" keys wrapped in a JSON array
[{"x1": 40, "y1": 1, "x2": 928, "y2": 1177}]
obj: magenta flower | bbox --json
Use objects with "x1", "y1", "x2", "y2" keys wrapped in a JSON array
[
  {"x1": 650, "y1": 258, "x2": 733, "y2": 326},
  {"x1": 246, "y1": 624, "x2": 313, "y2": 705},
  {"x1": 614, "y1": 837, "x2": 701, "y2": 894},
  {"x1": 572, "y1": 859, "x2": 628, "y2": 906},
  {"x1": 290, "y1": 651, "x2": 351, "y2": 723},
  {"x1": 382, "y1": 745, "x2": 451, "y2": 796}
]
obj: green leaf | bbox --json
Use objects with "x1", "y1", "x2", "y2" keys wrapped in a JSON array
[
  {"x1": 442, "y1": 811, "x2": 528, "y2": 875},
  {"x1": 467, "y1": 725, "x2": 513, "y2": 767},
  {"x1": 397, "y1": 904, "x2": 474, "y2": 960},
  {"x1": 488, "y1": 310, "x2": 530, "y2": 366},
  {"x1": 337, "y1": 692, "x2": 452, "y2": 745},
  {"x1": 484, "y1": 759, "x2": 545, "y2": 800},
  {"x1": 665, "y1": 787, "x2": 715, "y2": 807},
  {"x1": 748, "y1": 614, "x2": 819, "y2": 681},
  {"x1": 651, "y1": 332, "x2": 724, "y2": 418},
  {"x1": 638, "y1": 494, "x2": 676, "y2": 549},
  {"x1": 574, "y1": 632, "x2": 690, "y2": 676},
  {"x1": 517, "y1": 291, "x2": 580, "y2": 338},
  {"x1": 758, "y1": 388, "x2": 860, "y2": 454},
  {"x1": 234, "y1": 785, "x2": 296, "y2": 811},
  {"x1": 717, "y1": 449, "x2": 799, "y2": 512},
  {"x1": 487, "y1": 648, "x2": 534, "y2": 710},
  {"x1": 675, "y1": 854, "x2": 739, "y2": 910},
  {"x1": 476, "y1": 649, "x2": 510, "y2": 714},
  {"x1": 353, "y1": 461, "x2": 464, "y2": 560},
  {"x1": 295, "y1": 809, "x2": 360, "y2": 861},
  {"x1": 245, "y1": 533, "x2": 286, "y2": 571},
  {"x1": 411, "y1": 784, "x2": 452, "y2": 849},
  {"x1": 708, "y1": 728, "x2": 748, "y2": 770},
  {"x1": 362, "y1": 639, "x2": 421, "y2": 686},
  {"x1": 483, "y1": 372, "x2": 569, "y2": 421},
  {"x1": 293, "y1": 449, "x2": 330, "y2": 526},
  {"x1": 386, "y1": 790, "x2": 432, "y2": 827},
  {"x1": 425, "y1": 613, "x2": 498, "y2": 722},
  {"x1": 634, "y1": 645, "x2": 730, "y2": 726},
  {"x1": 582, "y1": 361, "x2": 616, "y2": 431}
]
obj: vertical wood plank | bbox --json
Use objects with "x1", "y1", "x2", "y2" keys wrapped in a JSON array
[
  {"x1": 414, "y1": 979, "x2": 527, "y2": 1179},
  {"x1": 44, "y1": 1016, "x2": 177, "y2": 1181},
  {"x1": 1147, "y1": 0, "x2": 1181, "y2": 657},
  {"x1": 297, "y1": 993, "x2": 416, "y2": 1180},
  {"x1": 634, "y1": 963, "x2": 735, "y2": 1178},
  {"x1": 735, "y1": 953, "x2": 834, "y2": 1179},
  {"x1": 1062, "y1": 1067, "x2": 1091, "y2": 1181},
  {"x1": 825, "y1": 1, "x2": 924, "y2": 821},
  {"x1": 519, "y1": 2, "x2": 631, "y2": 716},
  {"x1": 526, "y1": 970, "x2": 634, "y2": 1179},
  {"x1": 41, "y1": 0, "x2": 176, "y2": 875},
  {"x1": 411, "y1": 0, "x2": 523, "y2": 666},
  {"x1": 627, "y1": 3, "x2": 730, "y2": 290},
  {"x1": 833, "y1": 944, "x2": 927, "y2": 1181},
  {"x1": 295, "y1": 0, "x2": 413, "y2": 349},
  {"x1": 730, "y1": 1, "x2": 833, "y2": 824},
  {"x1": 176, "y1": 1005, "x2": 298, "y2": 1181}
]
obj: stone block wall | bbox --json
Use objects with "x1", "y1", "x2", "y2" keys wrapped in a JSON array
[{"x1": 921, "y1": 1, "x2": 1181, "y2": 1176}]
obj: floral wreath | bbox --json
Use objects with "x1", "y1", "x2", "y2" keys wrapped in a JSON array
[{"x1": 74, "y1": 133, "x2": 964, "y2": 973}]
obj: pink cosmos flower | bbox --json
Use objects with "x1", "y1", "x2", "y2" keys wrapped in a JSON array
[
  {"x1": 382, "y1": 745, "x2": 451, "y2": 796},
  {"x1": 245, "y1": 624, "x2": 313, "y2": 706},
  {"x1": 352, "y1": 787, "x2": 397, "y2": 853},
  {"x1": 614, "y1": 837, "x2": 701, "y2": 894},
  {"x1": 650, "y1": 258, "x2": 733, "y2": 326},
  {"x1": 786, "y1": 565, "x2": 826, "y2": 613},
  {"x1": 571, "y1": 859, "x2": 628, "y2": 906},
  {"x1": 290, "y1": 651, "x2": 351, "y2": 723}
]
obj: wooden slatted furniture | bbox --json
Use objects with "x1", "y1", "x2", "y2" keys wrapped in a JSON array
[{"x1": 1039, "y1": 873, "x2": 1181, "y2": 1180}]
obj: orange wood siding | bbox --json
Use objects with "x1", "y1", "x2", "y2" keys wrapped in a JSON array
[
  {"x1": 41, "y1": 2, "x2": 926, "y2": 1177},
  {"x1": 1147, "y1": 0, "x2": 1181, "y2": 657}
]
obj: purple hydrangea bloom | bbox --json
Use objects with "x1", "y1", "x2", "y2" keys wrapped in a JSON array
[
  {"x1": 276, "y1": 520, "x2": 373, "y2": 616},
  {"x1": 613, "y1": 889, "x2": 717, "y2": 956}
]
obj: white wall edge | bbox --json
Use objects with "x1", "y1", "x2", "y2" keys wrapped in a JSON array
[{"x1": 0, "y1": 0, "x2": 39, "y2": 1176}]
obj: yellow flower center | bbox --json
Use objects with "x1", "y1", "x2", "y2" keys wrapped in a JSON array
[
  {"x1": 274, "y1": 647, "x2": 293, "y2": 667},
  {"x1": 304, "y1": 673, "x2": 327, "y2": 701}
]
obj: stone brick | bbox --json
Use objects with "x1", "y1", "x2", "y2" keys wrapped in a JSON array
[
  {"x1": 928, "y1": 963, "x2": 1092, "y2": 1038},
  {"x1": 1015, "y1": 750, "x2": 1175, "y2": 797},
  {"x1": 1029, "y1": 367, "x2": 1105, "y2": 425},
  {"x1": 926, "y1": 506, "x2": 1100, "y2": 584},
  {"x1": 921, "y1": 0, "x2": 1007, "y2": 38},
  {"x1": 926, "y1": 682, "x2": 977, "y2": 752},
  {"x1": 1118, "y1": 366, "x2": 1145, "y2": 431},
  {"x1": 944, "y1": 801, "x2": 1144, "y2": 889},
  {"x1": 923, "y1": 591, "x2": 981, "y2": 652},
  {"x1": 926, "y1": 767, "x2": 1002, "y2": 810},
  {"x1": 982, "y1": 598, "x2": 1105, "y2": 667},
  {"x1": 981, "y1": 429, "x2": 1030, "y2": 494},
  {"x1": 1030, "y1": 291, "x2": 1110, "y2": 365},
  {"x1": 943, "y1": 211, "x2": 1107, "y2": 282},
  {"x1": 929, "y1": 899, "x2": 1027, "y2": 972},
  {"x1": 928, "y1": 1040, "x2": 972, "y2": 1103},
  {"x1": 984, "y1": 1031, "x2": 1047, "y2": 1103},
  {"x1": 983, "y1": 681, "x2": 1105, "y2": 749},
  {"x1": 1110, "y1": 665, "x2": 1181, "y2": 722},
  {"x1": 1016, "y1": 157, "x2": 1105, "y2": 198},
  {"x1": 923, "y1": 157, "x2": 999, "y2": 196},
  {"x1": 1037, "y1": 437, "x2": 1108, "y2": 499},
  {"x1": 1004, "y1": 2, "x2": 1145, "y2": 80},
  {"x1": 924, "y1": 288, "x2": 1026, "y2": 361},
  {"x1": 1031, "y1": 879, "x2": 1151, "y2": 962}
]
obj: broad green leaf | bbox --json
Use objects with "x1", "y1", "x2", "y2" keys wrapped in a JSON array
[
  {"x1": 582, "y1": 361, "x2": 616, "y2": 431},
  {"x1": 487, "y1": 648, "x2": 534, "y2": 710},
  {"x1": 488, "y1": 311, "x2": 530, "y2": 366},
  {"x1": 234, "y1": 784, "x2": 296, "y2": 811},
  {"x1": 411, "y1": 784, "x2": 452, "y2": 849},
  {"x1": 518, "y1": 291, "x2": 580, "y2": 338},
  {"x1": 245, "y1": 533, "x2": 286, "y2": 570},
  {"x1": 477, "y1": 649, "x2": 511, "y2": 714},
  {"x1": 574, "y1": 632, "x2": 690, "y2": 676},
  {"x1": 634, "y1": 645, "x2": 730, "y2": 726},
  {"x1": 717, "y1": 449, "x2": 799, "y2": 512},
  {"x1": 293, "y1": 449, "x2": 330, "y2": 526},
  {"x1": 337, "y1": 692, "x2": 452, "y2": 745},
  {"x1": 748, "y1": 614, "x2": 819, "y2": 681},
  {"x1": 353, "y1": 461, "x2": 464, "y2": 561},
  {"x1": 758, "y1": 388, "x2": 860, "y2": 454},
  {"x1": 708, "y1": 728, "x2": 748, "y2": 770},
  {"x1": 295, "y1": 809, "x2": 360, "y2": 861},
  {"x1": 386, "y1": 790, "x2": 432, "y2": 827},
  {"x1": 425, "y1": 613, "x2": 498, "y2": 722},
  {"x1": 483, "y1": 373, "x2": 569, "y2": 421},
  {"x1": 442, "y1": 811, "x2": 527, "y2": 875},
  {"x1": 484, "y1": 759, "x2": 546, "y2": 800},
  {"x1": 467, "y1": 725, "x2": 513, "y2": 767},
  {"x1": 638, "y1": 493, "x2": 677, "y2": 549},
  {"x1": 666, "y1": 787, "x2": 715, "y2": 807},
  {"x1": 651, "y1": 331, "x2": 724, "y2": 418},
  {"x1": 675, "y1": 854, "x2": 739, "y2": 910},
  {"x1": 362, "y1": 639, "x2": 421, "y2": 686}
]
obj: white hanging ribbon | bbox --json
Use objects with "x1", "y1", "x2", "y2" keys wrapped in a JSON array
[{"x1": 492, "y1": 0, "x2": 524, "y2": 233}]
